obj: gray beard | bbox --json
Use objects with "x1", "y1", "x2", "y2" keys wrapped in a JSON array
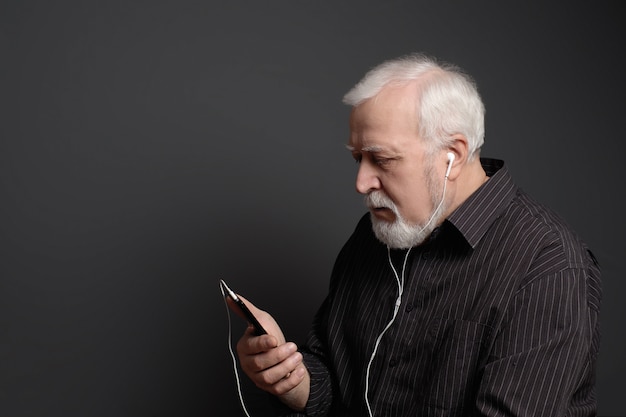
[{"x1": 367, "y1": 166, "x2": 446, "y2": 249}]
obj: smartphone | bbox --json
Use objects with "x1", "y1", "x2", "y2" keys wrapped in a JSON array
[{"x1": 220, "y1": 279, "x2": 268, "y2": 336}]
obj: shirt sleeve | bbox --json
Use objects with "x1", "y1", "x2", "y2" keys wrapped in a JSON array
[
  {"x1": 301, "y1": 350, "x2": 334, "y2": 416},
  {"x1": 476, "y1": 264, "x2": 601, "y2": 416}
]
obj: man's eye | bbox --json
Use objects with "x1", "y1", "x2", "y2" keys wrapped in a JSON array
[
  {"x1": 374, "y1": 157, "x2": 392, "y2": 166},
  {"x1": 353, "y1": 155, "x2": 362, "y2": 163}
]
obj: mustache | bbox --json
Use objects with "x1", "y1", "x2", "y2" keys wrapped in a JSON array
[{"x1": 365, "y1": 191, "x2": 395, "y2": 210}]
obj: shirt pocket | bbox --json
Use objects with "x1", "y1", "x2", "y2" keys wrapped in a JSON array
[{"x1": 418, "y1": 318, "x2": 492, "y2": 414}]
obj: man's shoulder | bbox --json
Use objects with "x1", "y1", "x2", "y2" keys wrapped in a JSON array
[{"x1": 506, "y1": 189, "x2": 592, "y2": 271}]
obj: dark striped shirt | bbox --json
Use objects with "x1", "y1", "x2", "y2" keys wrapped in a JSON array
[{"x1": 286, "y1": 158, "x2": 601, "y2": 417}]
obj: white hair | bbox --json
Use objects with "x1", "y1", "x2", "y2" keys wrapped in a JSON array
[{"x1": 343, "y1": 53, "x2": 485, "y2": 160}]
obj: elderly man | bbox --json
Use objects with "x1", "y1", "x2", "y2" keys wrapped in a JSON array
[{"x1": 232, "y1": 53, "x2": 601, "y2": 417}]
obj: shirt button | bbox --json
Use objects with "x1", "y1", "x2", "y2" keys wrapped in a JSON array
[
  {"x1": 405, "y1": 302, "x2": 414, "y2": 312},
  {"x1": 389, "y1": 358, "x2": 398, "y2": 367},
  {"x1": 422, "y1": 251, "x2": 430, "y2": 260}
]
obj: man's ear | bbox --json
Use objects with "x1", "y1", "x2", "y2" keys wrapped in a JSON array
[{"x1": 444, "y1": 134, "x2": 469, "y2": 181}]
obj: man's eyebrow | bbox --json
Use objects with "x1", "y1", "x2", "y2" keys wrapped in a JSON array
[{"x1": 344, "y1": 144, "x2": 387, "y2": 153}]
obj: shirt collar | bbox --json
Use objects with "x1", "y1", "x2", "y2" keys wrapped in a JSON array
[{"x1": 445, "y1": 158, "x2": 518, "y2": 249}]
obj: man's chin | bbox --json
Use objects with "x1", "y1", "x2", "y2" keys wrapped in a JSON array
[{"x1": 370, "y1": 215, "x2": 429, "y2": 249}]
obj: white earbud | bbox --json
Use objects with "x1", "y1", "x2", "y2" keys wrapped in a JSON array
[{"x1": 445, "y1": 152, "x2": 455, "y2": 179}]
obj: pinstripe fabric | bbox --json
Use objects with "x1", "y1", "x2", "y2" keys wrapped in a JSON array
[{"x1": 281, "y1": 158, "x2": 601, "y2": 417}]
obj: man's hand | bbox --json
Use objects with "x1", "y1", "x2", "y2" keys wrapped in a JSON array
[{"x1": 229, "y1": 295, "x2": 310, "y2": 411}]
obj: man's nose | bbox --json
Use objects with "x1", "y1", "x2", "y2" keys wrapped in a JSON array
[{"x1": 355, "y1": 161, "x2": 381, "y2": 194}]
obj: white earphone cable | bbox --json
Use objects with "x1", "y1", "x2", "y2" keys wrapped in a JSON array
[
  {"x1": 364, "y1": 246, "x2": 412, "y2": 417},
  {"x1": 220, "y1": 283, "x2": 253, "y2": 417}
]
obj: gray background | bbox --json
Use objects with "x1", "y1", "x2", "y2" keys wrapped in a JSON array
[{"x1": 1, "y1": 1, "x2": 624, "y2": 416}]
